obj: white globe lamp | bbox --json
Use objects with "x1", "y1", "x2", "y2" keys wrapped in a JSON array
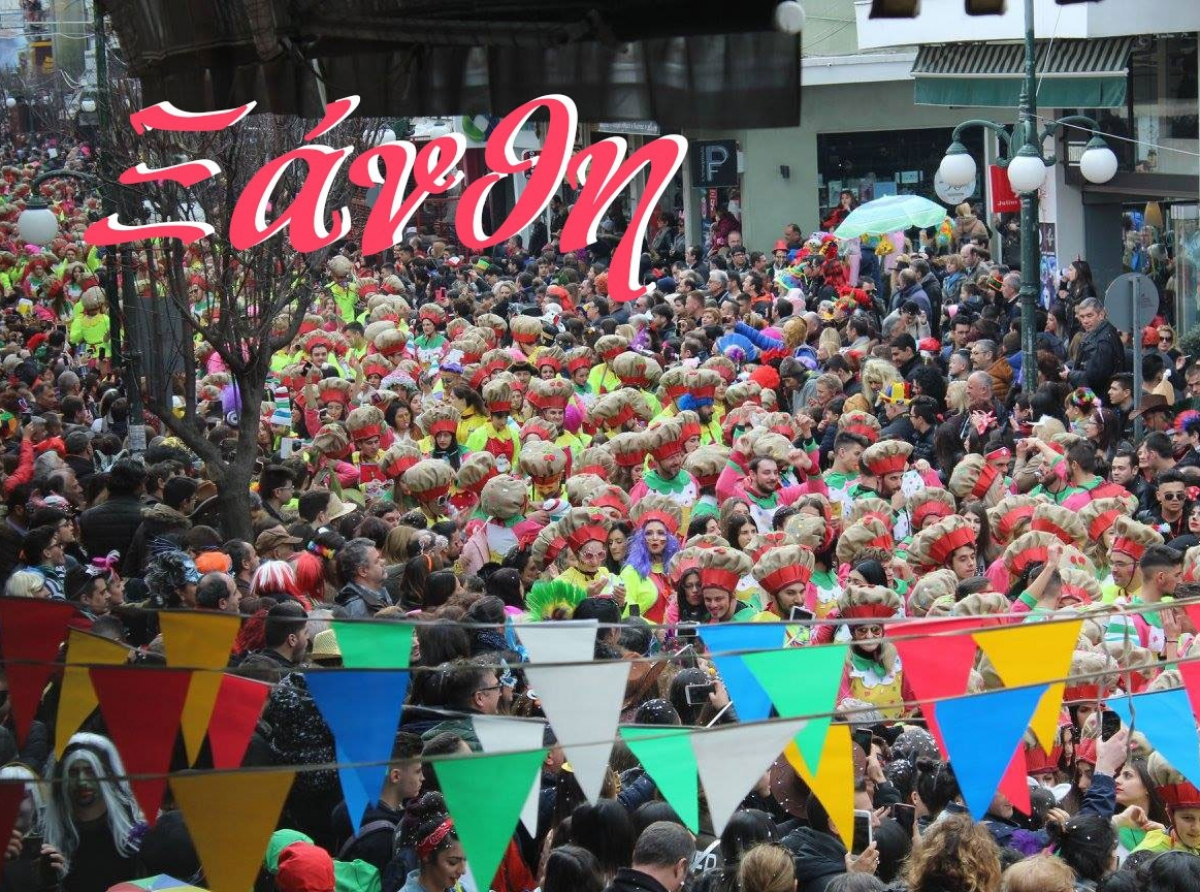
[
  {"x1": 938, "y1": 141, "x2": 977, "y2": 189},
  {"x1": 18, "y1": 204, "x2": 59, "y2": 246},
  {"x1": 1006, "y1": 145, "x2": 1048, "y2": 193},
  {"x1": 1079, "y1": 137, "x2": 1118, "y2": 185}
]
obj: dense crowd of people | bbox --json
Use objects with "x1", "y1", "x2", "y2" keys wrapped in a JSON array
[{"x1": 0, "y1": 134, "x2": 1197, "y2": 892}]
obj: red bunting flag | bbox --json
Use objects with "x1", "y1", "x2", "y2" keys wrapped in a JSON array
[
  {"x1": 0, "y1": 598, "x2": 79, "y2": 745},
  {"x1": 89, "y1": 667, "x2": 192, "y2": 825},
  {"x1": 0, "y1": 783, "x2": 26, "y2": 854},
  {"x1": 1176, "y1": 659, "x2": 1200, "y2": 725},
  {"x1": 208, "y1": 674, "x2": 272, "y2": 769},
  {"x1": 889, "y1": 617, "x2": 984, "y2": 751}
]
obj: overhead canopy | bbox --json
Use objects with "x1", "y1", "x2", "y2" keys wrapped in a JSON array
[
  {"x1": 912, "y1": 38, "x2": 1132, "y2": 108},
  {"x1": 104, "y1": 0, "x2": 801, "y2": 129}
]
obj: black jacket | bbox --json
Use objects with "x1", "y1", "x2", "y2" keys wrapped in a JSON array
[
  {"x1": 603, "y1": 868, "x2": 671, "y2": 892},
  {"x1": 330, "y1": 798, "x2": 404, "y2": 873},
  {"x1": 123, "y1": 503, "x2": 192, "y2": 577},
  {"x1": 79, "y1": 495, "x2": 146, "y2": 566},
  {"x1": 1069, "y1": 320, "x2": 1126, "y2": 395},
  {"x1": 781, "y1": 826, "x2": 848, "y2": 892}
]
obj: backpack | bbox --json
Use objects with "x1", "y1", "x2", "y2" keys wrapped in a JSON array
[{"x1": 338, "y1": 818, "x2": 398, "y2": 862}]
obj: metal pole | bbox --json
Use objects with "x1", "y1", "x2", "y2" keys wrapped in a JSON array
[
  {"x1": 1132, "y1": 277, "x2": 1144, "y2": 441},
  {"x1": 1018, "y1": 0, "x2": 1039, "y2": 394},
  {"x1": 93, "y1": 4, "x2": 145, "y2": 455}
]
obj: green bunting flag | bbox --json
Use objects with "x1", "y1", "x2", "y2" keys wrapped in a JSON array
[
  {"x1": 332, "y1": 620, "x2": 415, "y2": 669},
  {"x1": 434, "y1": 748, "x2": 546, "y2": 892},
  {"x1": 742, "y1": 644, "x2": 848, "y2": 773},
  {"x1": 620, "y1": 727, "x2": 699, "y2": 831}
]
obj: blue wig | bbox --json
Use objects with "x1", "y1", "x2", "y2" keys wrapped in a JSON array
[{"x1": 625, "y1": 524, "x2": 682, "y2": 578}]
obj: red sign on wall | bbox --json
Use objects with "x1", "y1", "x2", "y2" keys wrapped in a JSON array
[{"x1": 989, "y1": 165, "x2": 1020, "y2": 214}]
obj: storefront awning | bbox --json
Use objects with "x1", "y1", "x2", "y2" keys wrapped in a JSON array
[{"x1": 912, "y1": 38, "x2": 1132, "y2": 108}]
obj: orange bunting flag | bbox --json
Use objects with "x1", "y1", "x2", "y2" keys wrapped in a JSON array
[
  {"x1": 172, "y1": 769, "x2": 295, "y2": 892},
  {"x1": 159, "y1": 612, "x2": 240, "y2": 764},
  {"x1": 785, "y1": 723, "x2": 856, "y2": 850},
  {"x1": 55, "y1": 630, "x2": 129, "y2": 758},
  {"x1": 973, "y1": 619, "x2": 1081, "y2": 752}
]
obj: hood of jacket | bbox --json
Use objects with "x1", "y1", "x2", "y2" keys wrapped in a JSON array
[
  {"x1": 141, "y1": 501, "x2": 192, "y2": 527},
  {"x1": 782, "y1": 826, "x2": 848, "y2": 885}
]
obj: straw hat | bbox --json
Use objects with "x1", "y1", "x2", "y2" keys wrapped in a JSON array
[
  {"x1": 576, "y1": 446, "x2": 617, "y2": 480},
  {"x1": 836, "y1": 516, "x2": 894, "y2": 567},
  {"x1": 536, "y1": 347, "x2": 567, "y2": 376},
  {"x1": 948, "y1": 454, "x2": 1004, "y2": 506},
  {"x1": 402, "y1": 459, "x2": 455, "y2": 502},
  {"x1": 837, "y1": 411, "x2": 881, "y2": 445},
  {"x1": 658, "y1": 367, "x2": 689, "y2": 404},
  {"x1": 373, "y1": 328, "x2": 408, "y2": 359},
  {"x1": 685, "y1": 446, "x2": 729, "y2": 490},
  {"x1": 558, "y1": 507, "x2": 612, "y2": 554},
  {"x1": 594, "y1": 334, "x2": 629, "y2": 363},
  {"x1": 644, "y1": 419, "x2": 687, "y2": 464},
  {"x1": 519, "y1": 440, "x2": 569, "y2": 483},
  {"x1": 312, "y1": 423, "x2": 352, "y2": 459},
  {"x1": 361, "y1": 354, "x2": 394, "y2": 381},
  {"x1": 418, "y1": 303, "x2": 447, "y2": 327},
  {"x1": 838, "y1": 584, "x2": 902, "y2": 619},
  {"x1": 630, "y1": 495, "x2": 683, "y2": 538},
  {"x1": 566, "y1": 474, "x2": 608, "y2": 507},
  {"x1": 520, "y1": 417, "x2": 556, "y2": 444},
  {"x1": 379, "y1": 441, "x2": 421, "y2": 479},
  {"x1": 986, "y1": 494, "x2": 1043, "y2": 546},
  {"x1": 862, "y1": 440, "x2": 912, "y2": 478},
  {"x1": 480, "y1": 474, "x2": 528, "y2": 520},
  {"x1": 565, "y1": 347, "x2": 593, "y2": 377},
  {"x1": 905, "y1": 488, "x2": 957, "y2": 531},
  {"x1": 345, "y1": 406, "x2": 385, "y2": 444},
  {"x1": 1078, "y1": 495, "x2": 1139, "y2": 554},
  {"x1": 606, "y1": 431, "x2": 649, "y2": 468},
  {"x1": 587, "y1": 484, "x2": 632, "y2": 518},
  {"x1": 480, "y1": 348, "x2": 512, "y2": 379},
  {"x1": 910, "y1": 515, "x2": 977, "y2": 571},
  {"x1": 417, "y1": 403, "x2": 461, "y2": 438},
  {"x1": 316, "y1": 377, "x2": 353, "y2": 407},
  {"x1": 311, "y1": 629, "x2": 342, "y2": 664},
  {"x1": 1002, "y1": 530, "x2": 1068, "y2": 580},
  {"x1": 684, "y1": 368, "x2": 723, "y2": 404},
  {"x1": 456, "y1": 452, "x2": 498, "y2": 494},
  {"x1": 613, "y1": 352, "x2": 662, "y2": 390},
  {"x1": 1029, "y1": 502, "x2": 1086, "y2": 548},
  {"x1": 846, "y1": 498, "x2": 894, "y2": 530},
  {"x1": 753, "y1": 544, "x2": 815, "y2": 595},
  {"x1": 590, "y1": 389, "x2": 643, "y2": 432},
  {"x1": 527, "y1": 377, "x2": 574, "y2": 413},
  {"x1": 510, "y1": 315, "x2": 543, "y2": 345},
  {"x1": 906, "y1": 569, "x2": 958, "y2": 617},
  {"x1": 1058, "y1": 567, "x2": 1102, "y2": 606},
  {"x1": 483, "y1": 379, "x2": 515, "y2": 414},
  {"x1": 1109, "y1": 515, "x2": 1164, "y2": 563},
  {"x1": 696, "y1": 546, "x2": 753, "y2": 593},
  {"x1": 724, "y1": 381, "x2": 762, "y2": 410},
  {"x1": 784, "y1": 514, "x2": 828, "y2": 552}
]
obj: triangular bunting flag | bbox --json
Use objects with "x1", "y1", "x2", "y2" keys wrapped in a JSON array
[
  {"x1": 1108, "y1": 689, "x2": 1200, "y2": 787},
  {"x1": 784, "y1": 723, "x2": 854, "y2": 849},
  {"x1": 1175, "y1": 660, "x2": 1200, "y2": 726},
  {"x1": 474, "y1": 715, "x2": 547, "y2": 837},
  {"x1": 173, "y1": 769, "x2": 295, "y2": 892},
  {"x1": 697, "y1": 624, "x2": 787, "y2": 722},
  {"x1": 621, "y1": 727, "x2": 699, "y2": 831},
  {"x1": 517, "y1": 621, "x2": 598, "y2": 664},
  {"x1": 306, "y1": 670, "x2": 410, "y2": 830},
  {"x1": 524, "y1": 662, "x2": 629, "y2": 802},
  {"x1": 937, "y1": 685, "x2": 1049, "y2": 820},
  {"x1": 0, "y1": 598, "x2": 78, "y2": 745},
  {"x1": 742, "y1": 644, "x2": 846, "y2": 772},
  {"x1": 974, "y1": 620, "x2": 1080, "y2": 752},
  {"x1": 435, "y1": 748, "x2": 546, "y2": 892},
  {"x1": 692, "y1": 719, "x2": 805, "y2": 836},
  {"x1": 90, "y1": 666, "x2": 193, "y2": 825},
  {"x1": 0, "y1": 783, "x2": 26, "y2": 857},
  {"x1": 998, "y1": 745, "x2": 1031, "y2": 816},
  {"x1": 208, "y1": 674, "x2": 272, "y2": 769},
  {"x1": 55, "y1": 629, "x2": 128, "y2": 758},
  {"x1": 889, "y1": 618, "x2": 982, "y2": 755},
  {"x1": 333, "y1": 620, "x2": 415, "y2": 669},
  {"x1": 159, "y1": 612, "x2": 241, "y2": 764}
]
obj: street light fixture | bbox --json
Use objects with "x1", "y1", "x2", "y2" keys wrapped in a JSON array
[
  {"x1": 81, "y1": 98, "x2": 96, "y2": 114},
  {"x1": 17, "y1": 201, "x2": 58, "y2": 245},
  {"x1": 936, "y1": 0, "x2": 1119, "y2": 394},
  {"x1": 4, "y1": 97, "x2": 15, "y2": 109}
]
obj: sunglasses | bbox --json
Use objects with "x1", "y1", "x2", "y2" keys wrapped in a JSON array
[{"x1": 1162, "y1": 492, "x2": 1187, "y2": 501}]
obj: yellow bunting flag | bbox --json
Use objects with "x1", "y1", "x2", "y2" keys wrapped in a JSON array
[
  {"x1": 974, "y1": 619, "x2": 1082, "y2": 752},
  {"x1": 160, "y1": 612, "x2": 241, "y2": 763},
  {"x1": 172, "y1": 769, "x2": 295, "y2": 892},
  {"x1": 785, "y1": 723, "x2": 856, "y2": 850},
  {"x1": 55, "y1": 630, "x2": 129, "y2": 758}
]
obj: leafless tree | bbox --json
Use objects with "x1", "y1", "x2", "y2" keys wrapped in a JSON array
[{"x1": 103, "y1": 78, "x2": 390, "y2": 539}]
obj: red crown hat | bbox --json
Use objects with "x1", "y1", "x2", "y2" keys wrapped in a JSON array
[
  {"x1": 578, "y1": 463, "x2": 608, "y2": 477},
  {"x1": 994, "y1": 505, "x2": 1036, "y2": 543},
  {"x1": 759, "y1": 563, "x2": 813, "y2": 595},
  {"x1": 591, "y1": 491, "x2": 628, "y2": 514},
  {"x1": 566, "y1": 353, "x2": 592, "y2": 375},
  {"x1": 460, "y1": 343, "x2": 484, "y2": 365},
  {"x1": 664, "y1": 378, "x2": 689, "y2": 402},
  {"x1": 637, "y1": 510, "x2": 680, "y2": 538},
  {"x1": 306, "y1": 333, "x2": 334, "y2": 354},
  {"x1": 1087, "y1": 509, "x2": 1123, "y2": 543},
  {"x1": 927, "y1": 525, "x2": 977, "y2": 567},
  {"x1": 1025, "y1": 745, "x2": 1063, "y2": 775},
  {"x1": 318, "y1": 381, "x2": 350, "y2": 404},
  {"x1": 864, "y1": 451, "x2": 908, "y2": 478},
  {"x1": 1089, "y1": 481, "x2": 1131, "y2": 501},
  {"x1": 1158, "y1": 782, "x2": 1200, "y2": 813},
  {"x1": 840, "y1": 602, "x2": 899, "y2": 620},
  {"x1": 298, "y1": 317, "x2": 320, "y2": 338},
  {"x1": 428, "y1": 417, "x2": 458, "y2": 438},
  {"x1": 1009, "y1": 544, "x2": 1050, "y2": 579},
  {"x1": 985, "y1": 446, "x2": 1011, "y2": 463},
  {"x1": 912, "y1": 500, "x2": 954, "y2": 529},
  {"x1": 1075, "y1": 738, "x2": 1098, "y2": 766},
  {"x1": 678, "y1": 416, "x2": 701, "y2": 444},
  {"x1": 539, "y1": 354, "x2": 563, "y2": 375},
  {"x1": 687, "y1": 374, "x2": 718, "y2": 403},
  {"x1": 419, "y1": 304, "x2": 445, "y2": 325},
  {"x1": 612, "y1": 446, "x2": 647, "y2": 469},
  {"x1": 650, "y1": 432, "x2": 686, "y2": 462},
  {"x1": 600, "y1": 343, "x2": 625, "y2": 362},
  {"x1": 844, "y1": 422, "x2": 880, "y2": 444},
  {"x1": 381, "y1": 451, "x2": 420, "y2": 479},
  {"x1": 349, "y1": 422, "x2": 382, "y2": 443},
  {"x1": 362, "y1": 357, "x2": 392, "y2": 379},
  {"x1": 1031, "y1": 517, "x2": 1075, "y2": 545},
  {"x1": 700, "y1": 565, "x2": 742, "y2": 594},
  {"x1": 359, "y1": 279, "x2": 380, "y2": 298},
  {"x1": 566, "y1": 523, "x2": 609, "y2": 554},
  {"x1": 1111, "y1": 537, "x2": 1150, "y2": 562},
  {"x1": 970, "y1": 463, "x2": 1002, "y2": 500},
  {"x1": 1062, "y1": 682, "x2": 1101, "y2": 704}
]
